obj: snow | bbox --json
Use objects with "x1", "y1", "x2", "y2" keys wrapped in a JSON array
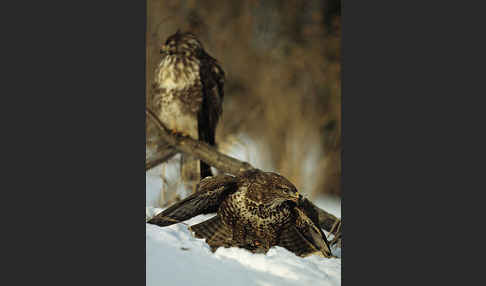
[
  {"x1": 146, "y1": 208, "x2": 341, "y2": 286},
  {"x1": 146, "y1": 135, "x2": 341, "y2": 285}
]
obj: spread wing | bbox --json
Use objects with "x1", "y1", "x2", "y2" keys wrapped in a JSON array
[
  {"x1": 278, "y1": 207, "x2": 332, "y2": 257},
  {"x1": 147, "y1": 175, "x2": 237, "y2": 227},
  {"x1": 298, "y1": 197, "x2": 339, "y2": 233}
]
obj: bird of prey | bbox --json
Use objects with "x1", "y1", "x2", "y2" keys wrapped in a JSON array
[
  {"x1": 151, "y1": 31, "x2": 225, "y2": 192},
  {"x1": 147, "y1": 170, "x2": 332, "y2": 258}
]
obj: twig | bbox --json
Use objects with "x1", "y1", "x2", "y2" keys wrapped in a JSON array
[
  {"x1": 329, "y1": 222, "x2": 342, "y2": 247},
  {"x1": 328, "y1": 218, "x2": 341, "y2": 236}
]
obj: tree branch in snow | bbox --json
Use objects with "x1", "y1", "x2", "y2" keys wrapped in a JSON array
[{"x1": 146, "y1": 107, "x2": 341, "y2": 241}]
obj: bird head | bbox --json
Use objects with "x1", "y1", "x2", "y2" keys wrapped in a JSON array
[
  {"x1": 160, "y1": 30, "x2": 203, "y2": 57},
  {"x1": 276, "y1": 184, "x2": 302, "y2": 204},
  {"x1": 274, "y1": 182, "x2": 302, "y2": 204},
  {"x1": 241, "y1": 170, "x2": 303, "y2": 207},
  {"x1": 265, "y1": 172, "x2": 302, "y2": 205}
]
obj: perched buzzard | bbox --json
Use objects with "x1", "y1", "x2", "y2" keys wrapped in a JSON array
[
  {"x1": 151, "y1": 31, "x2": 224, "y2": 192},
  {"x1": 147, "y1": 170, "x2": 332, "y2": 258}
]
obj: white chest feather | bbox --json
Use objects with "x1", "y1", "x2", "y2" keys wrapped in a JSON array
[
  {"x1": 153, "y1": 55, "x2": 201, "y2": 137},
  {"x1": 159, "y1": 98, "x2": 198, "y2": 138},
  {"x1": 155, "y1": 56, "x2": 200, "y2": 91}
]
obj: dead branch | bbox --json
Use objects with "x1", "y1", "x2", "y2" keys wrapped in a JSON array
[
  {"x1": 146, "y1": 108, "x2": 254, "y2": 174},
  {"x1": 146, "y1": 107, "x2": 341, "y2": 236},
  {"x1": 146, "y1": 146, "x2": 178, "y2": 171}
]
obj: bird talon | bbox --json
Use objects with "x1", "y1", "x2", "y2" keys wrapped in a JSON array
[{"x1": 170, "y1": 129, "x2": 189, "y2": 138}]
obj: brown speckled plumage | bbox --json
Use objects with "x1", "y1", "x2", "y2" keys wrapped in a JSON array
[
  {"x1": 147, "y1": 170, "x2": 332, "y2": 258},
  {"x1": 152, "y1": 31, "x2": 224, "y2": 181}
]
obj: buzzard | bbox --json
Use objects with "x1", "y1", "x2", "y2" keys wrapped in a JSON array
[
  {"x1": 151, "y1": 31, "x2": 224, "y2": 192},
  {"x1": 147, "y1": 170, "x2": 332, "y2": 258}
]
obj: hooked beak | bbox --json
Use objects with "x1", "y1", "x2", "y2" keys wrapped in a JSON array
[{"x1": 291, "y1": 192, "x2": 302, "y2": 204}]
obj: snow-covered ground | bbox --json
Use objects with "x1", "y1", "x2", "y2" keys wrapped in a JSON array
[{"x1": 146, "y1": 135, "x2": 341, "y2": 285}]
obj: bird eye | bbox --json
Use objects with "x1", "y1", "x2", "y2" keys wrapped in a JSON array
[{"x1": 278, "y1": 186, "x2": 291, "y2": 193}]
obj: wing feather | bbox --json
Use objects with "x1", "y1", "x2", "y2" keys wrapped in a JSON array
[
  {"x1": 294, "y1": 207, "x2": 332, "y2": 257},
  {"x1": 198, "y1": 53, "x2": 224, "y2": 177},
  {"x1": 278, "y1": 207, "x2": 332, "y2": 257},
  {"x1": 147, "y1": 175, "x2": 237, "y2": 227}
]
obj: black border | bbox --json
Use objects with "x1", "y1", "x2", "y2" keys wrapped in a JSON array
[
  {"x1": 4, "y1": 1, "x2": 147, "y2": 284},
  {"x1": 343, "y1": 1, "x2": 485, "y2": 284},
  {"x1": 5, "y1": 0, "x2": 484, "y2": 284}
]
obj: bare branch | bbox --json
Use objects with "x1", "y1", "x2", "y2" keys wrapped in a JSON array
[
  {"x1": 145, "y1": 107, "x2": 341, "y2": 235},
  {"x1": 146, "y1": 108, "x2": 254, "y2": 174}
]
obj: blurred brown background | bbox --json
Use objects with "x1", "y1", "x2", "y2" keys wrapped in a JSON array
[{"x1": 146, "y1": 0, "x2": 341, "y2": 198}]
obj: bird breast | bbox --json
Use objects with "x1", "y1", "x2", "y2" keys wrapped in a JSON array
[
  {"x1": 155, "y1": 55, "x2": 200, "y2": 91},
  {"x1": 153, "y1": 55, "x2": 203, "y2": 133},
  {"x1": 220, "y1": 188, "x2": 292, "y2": 232}
]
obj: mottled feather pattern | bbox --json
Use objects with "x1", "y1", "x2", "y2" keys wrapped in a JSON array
[
  {"x1": 277, "y1": 225, "x2": 316, "y2": 256},
  {"x1": 151, "y1": 31, "x2": 225, "y2": 183},
  {"x1": 152, "y1": 55, "x2": 202, "y2": 116},
  {"x1": 147, "y1": 170, "x2": 332, "y2": 258},
  {"x1": 148, "y1": 175, "x2": 238, "y2": 226},
  {"x1": 190, "y1": 215, "x2": 233, "y2": 252}
]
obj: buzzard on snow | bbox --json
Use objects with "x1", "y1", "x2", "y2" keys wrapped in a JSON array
[{"x1": 148, "y1": 170, "x2": 332, "y2": 258}]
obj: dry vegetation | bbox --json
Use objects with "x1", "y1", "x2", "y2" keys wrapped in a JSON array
[{"x1": 146, "y1": 0, "x2": 341, "y2": 198}]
